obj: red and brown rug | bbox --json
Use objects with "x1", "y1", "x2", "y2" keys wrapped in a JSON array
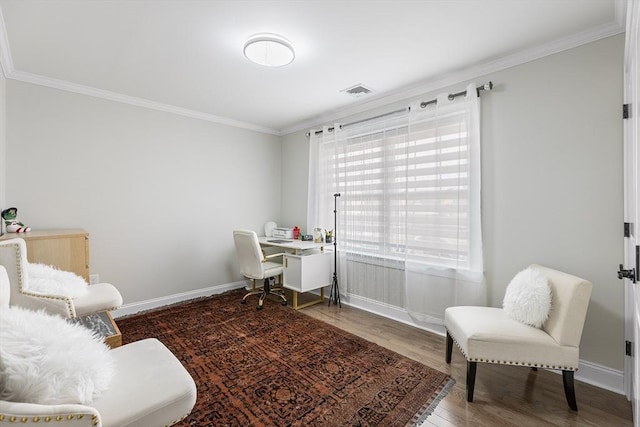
[{"x1": 117, "y1": 290, "x2": 454, "y2": 426}]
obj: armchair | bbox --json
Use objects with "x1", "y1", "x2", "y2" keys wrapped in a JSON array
[
  {"x1": 233, "y1": 229, "x2": 287, "y2": 309},
  {"x1": 0, "y1": 238, "x2": 122, "y2": 318},
  {"x1": 444, "y1": 264, "x2": 592, "y2": 411},
  {"x1": 0, "y1": 265, "x2": 197, "y2": 427}
]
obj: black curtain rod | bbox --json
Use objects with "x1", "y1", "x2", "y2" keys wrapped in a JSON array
[
  {"x1": 420, "y1": 81, "x2": 493, "y2": 108},
  {"x1": 307, "y1": 81, "x2": 493, "y2": 137}
]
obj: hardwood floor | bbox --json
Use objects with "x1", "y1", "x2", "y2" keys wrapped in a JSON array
[{"x1": 299, "y1": 299, "x2": 632, "y2": 427}]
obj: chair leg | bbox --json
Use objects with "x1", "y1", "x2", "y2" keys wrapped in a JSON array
[
  {"x1": 270, "y1": 274, "x2": 287, "y2": 305},
  {"x1": 248, "y1": 277, "x2": 287, "y2": 309},
  {"x1": 255, "y1": 278, "x2": 271, "y2": 310},
  {"x1": 268, "y1": 287, "x2": 287, "y2": 305},
  {"x1": 562, "y1": 370, "x2": 578, "y2": 411},
  {"x1": 241, "y1": 279, "x2": 264, "y2": 305},
  {"x1": 446, "y1": 332, "x2": 453, "y2": 363},
  {"x1": 467, "y1": 361, "x2": 477, "y2": 402}
]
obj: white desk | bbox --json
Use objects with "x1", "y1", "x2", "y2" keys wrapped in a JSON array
[
  {"x1": 258, "y1": 237, "x2": 325, "y2": 253},
  {"x1": 258, "y1": 237, "x2": 332, "y2": 309}
]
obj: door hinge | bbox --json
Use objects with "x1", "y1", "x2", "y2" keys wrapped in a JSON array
[
  {"x1": 623, "y1": 103, "x2": 631, "y2": 119},
  {"x1": 619, "y1": 264, "x2": 637, "y2": 283},
  {"x1": 627, "y1": 340, "x2": 633, "y2": 356},
  {"x1": 625, "y1": 222, "x2": 633, "y2": 238}
]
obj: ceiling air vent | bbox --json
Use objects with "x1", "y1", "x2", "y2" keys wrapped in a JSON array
[{"x1": 341, "y1": 84, "x2": 374, "y2": 98}]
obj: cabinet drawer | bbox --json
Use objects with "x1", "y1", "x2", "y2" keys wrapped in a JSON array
[{"x1": 283, "y1": 251, "x2": 332, "y2": 292}]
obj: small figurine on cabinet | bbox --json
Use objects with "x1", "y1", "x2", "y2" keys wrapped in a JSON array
[{"x1": 1, "y1": 207, "x2": 31, "y2": 233}]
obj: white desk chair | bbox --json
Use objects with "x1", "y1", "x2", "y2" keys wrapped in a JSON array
[
  {"x1": 0, "y1": 238, "x2": 122, "y2": 318},
  {"x1": 233, "y1": 229, "x2": 287, "y2": 310}
]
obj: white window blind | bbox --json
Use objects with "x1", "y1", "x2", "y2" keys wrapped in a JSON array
[{"x1": 329, "y1": 108, "x2": 473, "y2": 270}]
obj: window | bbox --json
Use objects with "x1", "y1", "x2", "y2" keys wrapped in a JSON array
[
  {"x1": 308, "y1": 85, "x2": 485, "y2": 325},
  {"x1": 317, "y1": 105, "x2": 476, "y2": 271}
]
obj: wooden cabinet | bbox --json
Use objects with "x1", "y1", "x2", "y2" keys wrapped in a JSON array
[{"x1": 0, "y1": 229, "x2": 90, "y2": 281}]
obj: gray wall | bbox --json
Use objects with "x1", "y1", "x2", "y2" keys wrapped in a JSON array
[
  {"x1": 6, "y1": 81, "x2": 282, "y2": 303},
  {"x1": 281, "y1": 35, "x2": 625, "y2": 370}
]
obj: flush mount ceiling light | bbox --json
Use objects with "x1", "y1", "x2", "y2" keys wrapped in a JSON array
[{"x1": 243, "y1": 33, "x2": 295, "y2": 67}]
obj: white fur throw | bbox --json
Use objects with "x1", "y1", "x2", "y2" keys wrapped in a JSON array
[
  {"x1": 503, "y1": 267, "x2": 552, "y2": 328},
  {"x1": 26, "y1": 263, "x2": 88, "y2": 298},
  {"x1": 0, "y1": 306, "x2": 115, "y2": 405}
]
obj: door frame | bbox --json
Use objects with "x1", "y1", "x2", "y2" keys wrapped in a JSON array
[{"x1": 623, "y1": 1, "x2": 640, "y2": 425}]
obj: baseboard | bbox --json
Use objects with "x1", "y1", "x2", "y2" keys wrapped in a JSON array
[
  {"x1": 109, "y1": 283, "x2": 626, "y2": 396},
  {"x1": 574, "y1": 359, "x2": 625, "y2": 395},
  {"x1": 110, "y1": 281, "x2": 246, "y2": 318},
  {"x1": 340, "y1": 293, "x2": 447, "y2": 336}
]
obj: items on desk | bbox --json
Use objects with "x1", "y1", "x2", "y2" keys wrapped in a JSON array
[
  {"x1": 293, "y1": 226, "x2": 300, "y2": 240},
  {"x1": 301, "y1": 234, "x2": 313, "y2": 241},
  {"x1": 325, "y1": 229, "x2": 334, "y2": 243},
  {"x1": 313, "y1": 227, "x2": 324, "y2": 243},
  {"x1": 273, "y1": 227, "x2": 294, "y2": 239},
  {"x1": 264, "y1": 221, "x2": 277, "y2": 237}
]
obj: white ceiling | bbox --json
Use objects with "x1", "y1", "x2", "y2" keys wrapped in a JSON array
[{"x1": 0, "y1": 0, "x2": 625, "y2": 135}]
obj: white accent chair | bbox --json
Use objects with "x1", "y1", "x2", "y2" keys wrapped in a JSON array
[
  {"x1": 444, "y1": 264, "x2": 592, "y2": 411},
  {"x1": 0, "y1": 238, "x2": 122, "y2": 318},
  {"x1": 0, "y1": 265, "x2": 197, "y2": 427},
  {"x1": 233, "y1": 229, "x2": 286, "y2": 309}
]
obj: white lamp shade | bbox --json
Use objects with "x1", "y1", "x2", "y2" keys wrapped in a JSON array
[{"x1": 244, "y1": 34, "x2": 295, "y2": 67}]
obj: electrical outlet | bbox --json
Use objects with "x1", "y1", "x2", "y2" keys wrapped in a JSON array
[{"x1": 89, "y1": 274, "x2": 99, "y2": 285}]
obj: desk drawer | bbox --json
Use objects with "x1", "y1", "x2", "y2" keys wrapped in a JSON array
[{"x1": 283, "y1": 251, "x2": 332, "y2": 292}]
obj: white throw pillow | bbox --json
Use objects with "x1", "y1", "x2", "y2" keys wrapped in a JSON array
[
  {"x1": 0, "y1": 306, "x2": 115, "y2": 404},
  {"x1": 503, "y1": 267, "x2": 552, "y2": 328},
  {"x1": 26, "y1": 263, "x2": 88, "y2": 298}
]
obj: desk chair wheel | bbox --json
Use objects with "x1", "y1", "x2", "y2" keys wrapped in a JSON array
[
  {"x1": 281, "y1": 300, "x2": 287, "y2": 306},
  {"x1": 241, "y1": 299, "x2": 247, "y2": 305},
  {"x1": 256, "y1": 305, "x2": 263, "y2": 310}
]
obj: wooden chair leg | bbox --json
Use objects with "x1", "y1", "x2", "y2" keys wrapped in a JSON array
[
  {"x1": 446, "y1": 332, "x2": 453, "y2": 363},
  {"x1": 467, "y1": 361, "x2": 477, "y2": 402},
  {"x1": 562, "y1": 370, "x2": 578, "y2": 411}
]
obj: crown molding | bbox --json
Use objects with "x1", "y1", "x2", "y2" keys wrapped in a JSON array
[
  {"x1": 281, "y1": 18, "x2": 625, "y2": 136},
  {"x1": 7, "y1": 70, "x2": 281, "y2": 135}
]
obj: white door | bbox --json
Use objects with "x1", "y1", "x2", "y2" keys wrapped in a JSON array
[{"x1": 623, "y1": 2, "x2": 640, "y2": 425}]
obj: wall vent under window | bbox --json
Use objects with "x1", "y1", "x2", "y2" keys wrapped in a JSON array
[{"x1": 341, "y1": 84, "x2": 374, "y2": 97}]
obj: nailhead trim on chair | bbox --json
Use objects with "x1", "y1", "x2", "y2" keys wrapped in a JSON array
[
  {"x1": 7, "y1": 240, "x2": 122, "y2": 318},
  {"x1": 446, "y1": 328, "x2": 578, "y2": 371},
  {"x1": 8, "y1": 241, "x2": 76, "y2": 317},
  {"x1": 0, "y1": 413, "x2": 96, "y2": 424}
]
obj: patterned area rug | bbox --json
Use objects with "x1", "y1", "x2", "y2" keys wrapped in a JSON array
[{"x1": 117, "y1": 290, "x2": 454, "y2": 426}]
